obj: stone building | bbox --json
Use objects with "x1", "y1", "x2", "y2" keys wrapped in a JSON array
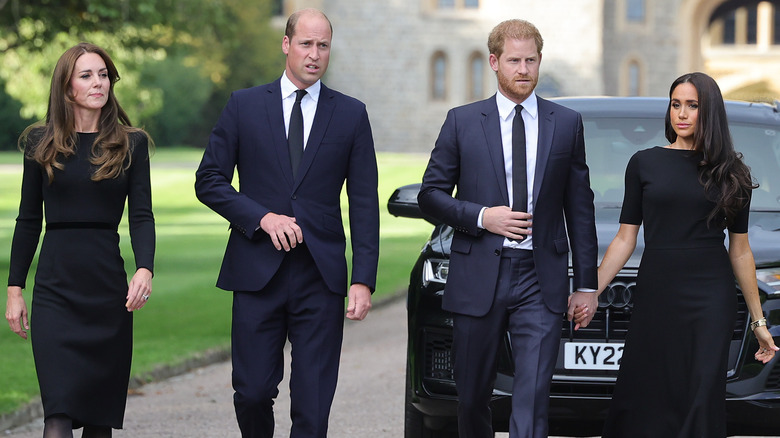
[{"x1": 272, "y1": 0, "x2": 780, "y2": 152}]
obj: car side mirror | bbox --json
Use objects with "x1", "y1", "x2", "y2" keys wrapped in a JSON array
[{"x1": 387, "y1": 183, "x2": 441, "y2": 226}]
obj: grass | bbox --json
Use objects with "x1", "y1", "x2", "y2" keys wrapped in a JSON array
[{"x1": 0, "y1": 148, "x2": 432, "y2": 416}]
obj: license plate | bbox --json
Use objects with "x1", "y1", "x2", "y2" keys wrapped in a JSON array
[{"x1": 564, "y1": 342, "x2": 624, "y2": 370}]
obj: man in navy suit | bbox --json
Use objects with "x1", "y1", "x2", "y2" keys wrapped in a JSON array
[
  {"x1": 194, "y1": 8, "x2": 379, "y2": 438},
  {"x1": 418, "y1": 19, "x2": 598, "y2": 438}
]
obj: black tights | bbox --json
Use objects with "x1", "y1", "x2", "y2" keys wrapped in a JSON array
[
  {"x1": 42, "y1": 415, "x2": 71, "y2": 438},
  {"x1": 43, "y1": 415, "x2": 112, "y2": 438}
]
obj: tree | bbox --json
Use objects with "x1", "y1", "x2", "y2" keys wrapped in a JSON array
[
  {"x1": 0, "y1": 0, "x2": 226, "y2": 53},
  {"x1": 0, "y1": 0, "x2": 285, "y2": 147},
  {"x1": 0, "y1": 76, "x2": 34, "y2": 150}
]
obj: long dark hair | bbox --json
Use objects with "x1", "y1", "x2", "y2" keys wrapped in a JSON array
[
  {"x1": 664, "y1": 72, "x2": 756, "y2": 227},
  {"x1": 19, "y1": 42, "x2": 147, "y2": 182}
]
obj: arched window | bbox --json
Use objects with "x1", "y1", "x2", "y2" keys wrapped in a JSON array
[
  {"x1": 627, "y1": 60, "x2": 642, "y2": 96},
  {"x1": 748, "y1": 5, "x2": 758, "y2": 44},
  {"x1": 628, "y1": 62, "x2": 640, "y2": 96},
  {"x1": 435, "y1": 0, "x2": 478, "y2": 9},
  {"x1": 626, "y1": 0, "x2": 645, "y2": 22},
  {"x1": 722, "y1": 9, "x2": 737, "y2": 44},
  {"x1": 709, "y1": 2, "x2": 779, "y2": 47},
  {"x1": 468, "y1": 53, "x2": 485, "y2": 101},
  {"x1": 431, "y1": 52, "x2": 448, "y2": 101},
  {"x1": 775, "y1": 5, "x2": 780, "y2": 44}
]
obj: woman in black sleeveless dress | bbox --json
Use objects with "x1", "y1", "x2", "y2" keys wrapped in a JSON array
[
  {"x1": 5, "y1": 43, "x2": 155, "y2": 438},
  {"x1": 574, "y1": 72, "x2": 777, "y2": 437}
]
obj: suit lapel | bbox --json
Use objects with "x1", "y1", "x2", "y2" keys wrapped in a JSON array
[
  {"x1": 481, "y1": 97, "x2": 510, "y2": 206},
  {"x1": 264, "y1": 79, "x2": 295, "y2": 186},
  {"x1": 294, "y1": 84, "x2": 335, "y2": 188},
  {"x1": 534, "y1": 98, "x2": 555, "y2": 203}
]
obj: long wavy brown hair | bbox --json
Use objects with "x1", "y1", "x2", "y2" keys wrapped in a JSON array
[
  {"x1": 664, "y1": 72, "x2": 756, "y2": 227},
  {"x1": 19, "y1": 42, "x2": 147, "y2": 182}
]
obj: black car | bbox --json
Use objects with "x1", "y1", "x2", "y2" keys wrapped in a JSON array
[{"x1": 389, "y1": 97, "x2": 780, "y2": 437}]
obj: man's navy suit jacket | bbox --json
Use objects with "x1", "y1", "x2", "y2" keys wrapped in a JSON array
[
  {"x1": 195, "y1": 78, "x2": 379, "y2": 295},
  {"x1": 418, "y1": 95, "x2": 598, "y2": 316}
]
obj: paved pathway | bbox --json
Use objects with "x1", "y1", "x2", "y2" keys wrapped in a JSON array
[
  {"x1": 4, "y1": 298, "x2": 409, "y2": 437},
  {"x1": 5, "y1": 297, "x2": 775, "y2": 437}
]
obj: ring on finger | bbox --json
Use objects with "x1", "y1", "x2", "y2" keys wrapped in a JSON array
[{"x1": 142, "y1": 294, "x2": 149, "y2": 301}]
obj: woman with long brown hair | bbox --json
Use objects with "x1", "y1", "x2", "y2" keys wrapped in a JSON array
[
  {"x1": 574, "y1": 72, "x2": 777, "y2": 437},
  {"x1": 5, "y1": 42, "x2": 155, "y2": 437}
]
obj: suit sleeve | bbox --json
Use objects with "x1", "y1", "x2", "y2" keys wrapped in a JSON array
[
  {"x1": 195, "y1": 92, "x2": 271, "y2": 240},
  {"x1": 345, "y1": 107, "x2": 380, "y2": 290},
  {"x1": 418, "y1": 109, "x2": 484, "y2": 236},
  {"x1": 563, "y1": 113, "x2": 598, "y2": 290}
]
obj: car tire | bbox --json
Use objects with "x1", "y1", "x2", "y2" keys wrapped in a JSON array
[{"x1": 405, "y1": 360, "x2": 457, "y2": 438}]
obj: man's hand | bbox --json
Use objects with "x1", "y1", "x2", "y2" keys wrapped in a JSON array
[
  {"x1": 260, "y1": 212, "x2": 303, "y2": 251},
  {"x1": 567, "y1": 291, "x2": 598, "y2": 330},
  {"x1": 482, "y1": 206, "x2": 532, "y2": 240},
  {"x1": 346, "y1": 283, "x2": 372, "y2": 321}
]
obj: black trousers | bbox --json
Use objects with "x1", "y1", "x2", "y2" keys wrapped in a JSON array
[{"x1": 231, "y1": 244, "x2": 345, "y2": 438}]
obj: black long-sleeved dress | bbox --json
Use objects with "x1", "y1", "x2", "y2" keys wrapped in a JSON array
[{"x1": 7, "y1": 130, "x2": 155, "y2": 429}]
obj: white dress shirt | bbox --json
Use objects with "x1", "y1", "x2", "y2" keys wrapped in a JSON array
[
  {"x1": 479, "y1": 91, "x2": 539, "y2": 250},
  {"x1": 281, "y1": 72, "x2": 320, "y2": 150}
]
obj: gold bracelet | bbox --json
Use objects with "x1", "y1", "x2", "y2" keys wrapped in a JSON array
[{"x1": 750, "y1": 317, "x2": 767, "y2": 331}]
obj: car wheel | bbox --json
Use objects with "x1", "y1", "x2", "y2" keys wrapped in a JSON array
[{"x1": 405, "y1": 361, "x2": 457, "y2": 438}]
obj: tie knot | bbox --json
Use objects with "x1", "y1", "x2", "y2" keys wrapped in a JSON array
[
  {"x1": 515, "y1": 104, "x2": 523, "y2": 116},
  {"x1": 295, "y1": 89, "x2": 307, "y2": 103}
]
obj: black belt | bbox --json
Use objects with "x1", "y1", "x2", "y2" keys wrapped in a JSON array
[
  {"x1": 46, "y1": 221, "x2": 116, "y2": 231},
  {"x1": 500, "y1": 247, "x2": 533, "y2": 258}
]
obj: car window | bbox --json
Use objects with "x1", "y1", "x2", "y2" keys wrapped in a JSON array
[
  {"x1": 732, "y1": 123, "x2": 780, "y2": 211},
  {"x1": 584, "y1": 117, "x2": 780, "y2": 211},
  {"x1": 584, "y1": 117, "x2": 666, "y2": 205}
]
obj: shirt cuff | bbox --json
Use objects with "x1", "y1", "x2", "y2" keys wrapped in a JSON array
[
  {"x1": 575, "y1": 288, "x2": 597, "y2": 293},
  {"x1": 477, "y1": 207, "x2": 487, "y2": 229}
]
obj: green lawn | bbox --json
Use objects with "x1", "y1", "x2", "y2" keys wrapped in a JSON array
[{"x1": 0, "y1": 148, "x2": 432, "y2": 415}]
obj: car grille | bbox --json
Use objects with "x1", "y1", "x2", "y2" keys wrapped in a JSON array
[
  {"x1": 423, "y1": 329, "x2": 454, "y2": 381},
  {"x1": 562, "y1": 277, "x2": 749, "y2": 341},
  {"x1": 421, "y1": 278, "x2": 750, "y2": 384}
]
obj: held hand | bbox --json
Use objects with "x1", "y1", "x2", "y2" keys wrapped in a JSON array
[
  {"x1": 6, "y1": 286, "x2": 29, "y2": 339},
  {"x1": 126, "y1": 268, "x2": 153, "y2": 312},
  {"x1": 260, "y1": 212, "x2": 303, "y2": 251},
  {"x1": 346, "y1": 284, "x2": 372, "y2": 321},
  {"x1": 567, "y1": 291, "x2": 598, "y2": 331},
  {"x1": 482, "y1": 206, "x2": 532, "y2": 241},
  {"x1": 753, "y1": 326, "x2": 779, "y2": 364}
]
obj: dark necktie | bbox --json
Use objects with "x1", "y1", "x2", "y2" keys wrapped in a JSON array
[
  {"x1": 288, "y1": 89, "x2": 306, "y2": 178},
  {"x1": 512, "y1": 104, "x2": 527, "y2": 213}
]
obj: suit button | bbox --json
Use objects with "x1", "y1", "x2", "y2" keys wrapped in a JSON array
[
  {"x1": 291, "y1": 194, "x2": 297, "y2": 200},
  {"x1": 494, "y1": 249, "x2": 501, "y2": 256}
]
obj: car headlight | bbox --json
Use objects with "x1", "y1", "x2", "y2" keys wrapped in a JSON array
[
  {"x1": 756, "y1": 267, "x2": 780, "y2": 295},
  {"x1": 423, "y1": 258, "x2": 449, "y2": 286}
]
